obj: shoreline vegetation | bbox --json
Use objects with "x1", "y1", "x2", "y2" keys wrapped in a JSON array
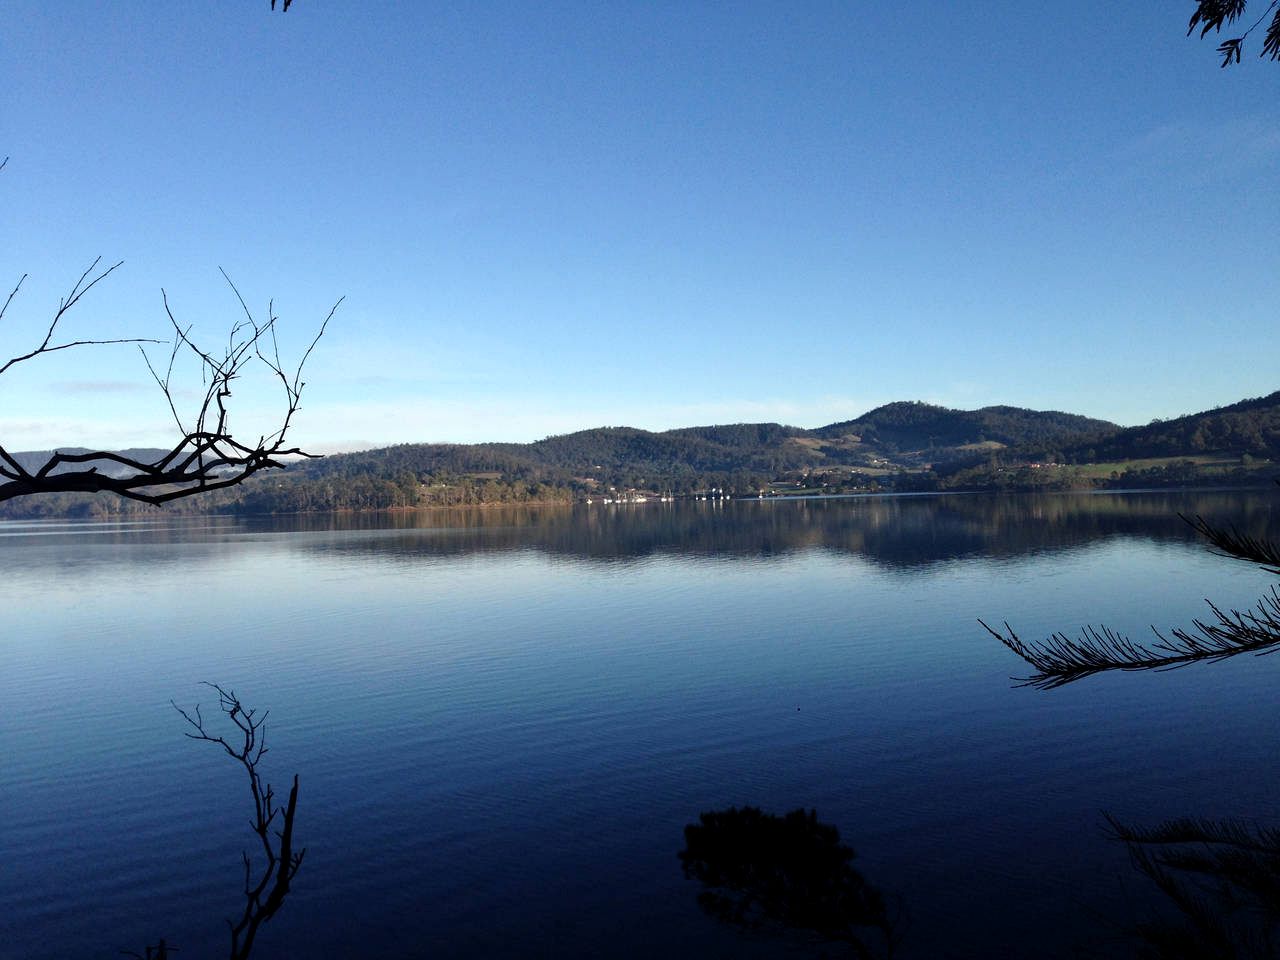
[
  {"x1": 3, "y1": 474, "x2": 1276, "y2": 524},
  {"x1": 3, "y1": 393, "x2": 1277, "y2": 520}
]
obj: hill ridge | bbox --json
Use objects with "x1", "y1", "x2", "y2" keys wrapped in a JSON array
[{"x1": 5, "y1": 393, "x2": 1276, "y2": 517}]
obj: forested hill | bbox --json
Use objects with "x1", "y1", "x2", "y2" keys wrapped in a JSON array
[
  {"x1": 5, "y1": 394, "x2": 1277, "y2": 518},
  {"x1": 253, "y1": 393, "x2": 1277, "y2": 508},
  {"x1": 4, "y1": 448, "x2": 171, "y2": 478},
  {"x1": 298, "y1": 402, "x2": 1120, "y2": 486},
  {"x1": 304, "y1": 422, "x2": 817, "y2": 482},
  {"x1": 815, "y1": 402, "x2": 1117, "y2": 452},
  {"x1": 1044, "y1": 390, "x2": 1280, "y2": 462}
]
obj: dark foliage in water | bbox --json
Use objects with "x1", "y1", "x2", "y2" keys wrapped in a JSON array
[
  {"x1": 122, "y1": 940, "x2": 176, "y2": 960},
  {"x1": 1106, "y1": 813, "x2": 1280, "y2": 957},
  {"x1": 679, "y1": 806, "x2": 900, "y2": 958}
]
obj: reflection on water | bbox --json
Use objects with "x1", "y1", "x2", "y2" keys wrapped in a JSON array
[
  {"x1": 1105, "y1": 812, "x2": 1280, "y2": 958},
  {"x1": 680, "y1": 806, "x2": 901, "y2": 958},
  {"x1": 1, "y1": 490, "x2": 1278, "y2": 959},
  {"x1": 269, "y1": 490, "x2": 1280, "y2": 569},
  {"x1": 4, "y1": 488, "x2": 1265, "y2": 569}
]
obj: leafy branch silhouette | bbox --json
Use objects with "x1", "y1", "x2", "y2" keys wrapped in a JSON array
[{"x1": 1187, "y1": 0, "x2": 1280, "y2": 66}]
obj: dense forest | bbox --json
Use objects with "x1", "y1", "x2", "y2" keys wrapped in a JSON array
[
  {"x1": 1058, "y1": 391, "x2": 1280, "y2": 461},
  {"x1": 3, "y1": 393, "x2": 1276, "y2": 518},
  {"x1": 815, "y1": 401, "x2": 1117, "y2": 452}
]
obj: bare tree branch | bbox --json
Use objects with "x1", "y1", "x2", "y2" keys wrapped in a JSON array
[
  {"x1": 0, "y1": 258, "x2": 157, "y2": 379},
  {"x1": 171, "y1": 683, "x2": 304, "y2": 960},
  {"x1": 121, "y1": 939, "x2": 178, "y2": 959},
  {"x1": 0, "y1": 261, "x2": 340, "y2": 506}
]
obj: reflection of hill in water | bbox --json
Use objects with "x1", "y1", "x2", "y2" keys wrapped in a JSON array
[{"x1": 251, "y1": 490, "x2": 1280, "y2": 572}]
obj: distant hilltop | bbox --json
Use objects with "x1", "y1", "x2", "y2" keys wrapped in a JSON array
[
  {"x1": 5, "y1": 392, "x2": 1278, "y2": 518},
  {"x1": 3, "y1": 448, "x2": 172, "y2": 479}
]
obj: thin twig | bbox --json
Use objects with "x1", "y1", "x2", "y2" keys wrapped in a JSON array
[
  {"x1": 0, "y1": 263, "x2": 337, "y2": 506},
  {"x1": 172, "y1": 684, "x2": 304, "y2": 960}
]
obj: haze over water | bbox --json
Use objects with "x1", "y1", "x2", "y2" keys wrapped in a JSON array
[{"x1": 3, "y1": 490, "x2": 1278, "y2": 958}]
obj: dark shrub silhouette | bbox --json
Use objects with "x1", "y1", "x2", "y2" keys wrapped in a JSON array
[{"x1": 679, "y1": 806, "x2": 899, "y2": 958}]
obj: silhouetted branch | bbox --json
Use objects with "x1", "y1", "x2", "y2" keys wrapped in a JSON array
[
  {"x1": 0, "y1": 259, "x2": 153, "y2": 379},
  {"x1": 172, "y1": 683, "x2": 304, "y2": 960},
  {"x1": 1189, "y1": 0, "x2": 1249, "y2": 37},
  {"x1": 1188, "y1": 0, "x2": 1280, "y2": 65},
  {"x1": 986, "y1": 490, "x2": 1280, "y2": 689},
  {"x1": 0, "y1": 260, "x2": 340, "y2": 506},
  {"x1": 122, "y1": 940, "x2": 178, "y2": 960},
  {"x1": 1182, "y1": 511, "x2": 1280, "y2": 574},
  {"x1": 981, "y1": 587, "x2": 1280, "y2": 689},
  {"x1": 1104, "y1": 812, "x2": 1280, "y2": 957}
]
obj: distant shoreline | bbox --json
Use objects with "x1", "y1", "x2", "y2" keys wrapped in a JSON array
[{"x1": 7, "y1": 481, "x2": 1276, "y2": 525}]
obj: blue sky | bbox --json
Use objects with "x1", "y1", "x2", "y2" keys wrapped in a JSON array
[{"x1": 3, "y1": 3, "x2": 1278, "y2": 451}]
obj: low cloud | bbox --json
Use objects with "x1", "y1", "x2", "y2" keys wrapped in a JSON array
[
  {"x1": 1120, "y1": 116, "x2": 1280, "y2": 184},
  {"x1": 0, "y1": 415, "x2": 177, "y2": 451}
]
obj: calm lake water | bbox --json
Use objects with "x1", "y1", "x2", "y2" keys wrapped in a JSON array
[{"x1": 3, "y1": 490, "x2": 1279, "y2": 959}]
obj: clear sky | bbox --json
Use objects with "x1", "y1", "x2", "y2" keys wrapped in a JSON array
[{"x1": 3, "y1": 2, "x2": 1278, "y2": 452}]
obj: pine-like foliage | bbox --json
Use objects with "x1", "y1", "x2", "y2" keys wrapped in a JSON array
[
  {"x1": 983, "y1": 487, "x2": 1280, "y2": 689},
  {"x1": 986, "y1": 482, "x2": 1280, "y2": 952},
  {"x1": 1105, "y1": 814, "x2": 1280, "y2": 957},
  {"x1": 981, "y1": 588, "x2": 1280, "y2": 690}
]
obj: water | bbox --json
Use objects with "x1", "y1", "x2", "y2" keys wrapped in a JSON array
[{"x1": 2, "y1": 490, "x2": 1278, "y2": 958}]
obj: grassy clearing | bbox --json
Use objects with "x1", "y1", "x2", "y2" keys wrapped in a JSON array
[{"x1": 1071, "y1": 456, "x2": 1264, "y2": 479}]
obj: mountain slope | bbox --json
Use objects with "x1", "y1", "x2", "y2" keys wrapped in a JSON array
[
  {"x1": 1050, "y1": 390, "x2": 1280, "y2": 462},
  {"x1": 817, "y1": 402, "x2": 1118, "y2": 453},
  {"x1": 299, "y1": 401, "x2": 1124, "y2": 482},
  {"x1": 4, "y1": 394, "x2": 1275, "y2": 516},
  {"x1": 4, "y1": 448, "x2": 173, "y2": 478}
]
